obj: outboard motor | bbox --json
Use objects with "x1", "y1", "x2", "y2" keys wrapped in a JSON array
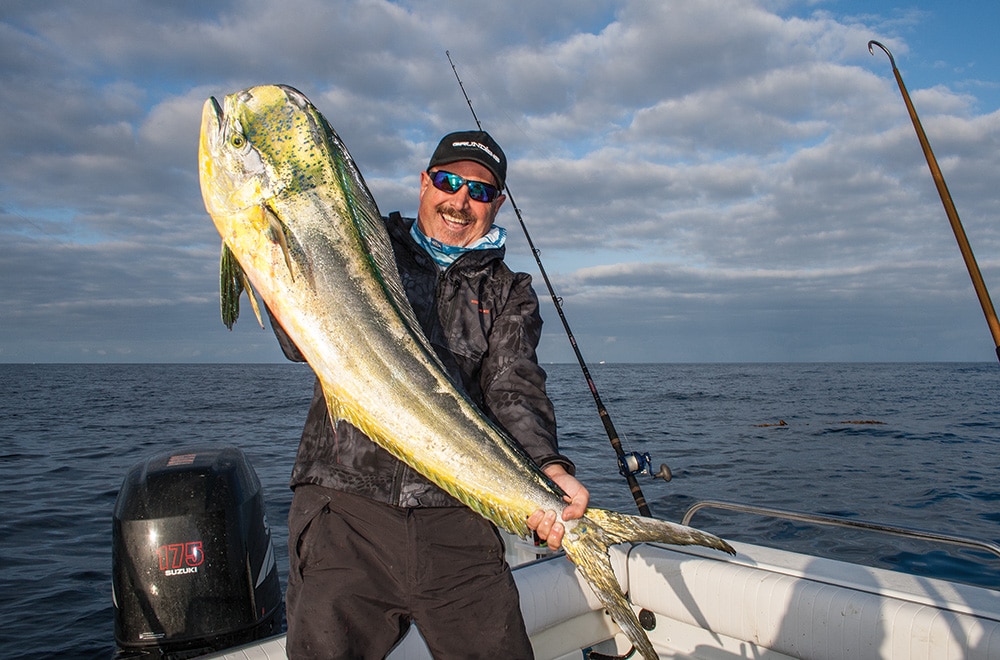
[{"x1": 113, "y1": 446, "x2": 282, "y2": 658}]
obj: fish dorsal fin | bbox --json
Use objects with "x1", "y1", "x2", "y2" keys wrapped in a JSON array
[{"x1": 313, "y1": 106, "x2": 429, "y2": 348}]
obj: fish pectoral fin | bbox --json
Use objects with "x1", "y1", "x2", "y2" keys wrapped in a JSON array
[
  {"x1": 563, "y1": 525, "x2": 658, "y2": 660},
  {"x1": 219, "y1": 242, "x2": 264, "y2": 330},
  {"x1": 220, "y1": 243, "x2": 244, "y2": 330},
  {"x1": 243, "y1": 272, "x2": 264, "y2": 328},
  {"x1": 263, "y1": 202, "x2": 295, "y2": 282}
]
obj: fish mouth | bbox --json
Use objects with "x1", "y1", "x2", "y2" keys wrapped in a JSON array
[
  {"x1": 208, "y1": 95, "x2": 223, "y2": 124},
  {"x1": 198, "y1": 96, "x2": 226, "y2": 217},
  {"x1": 202, "y1": 96, "x2": 224, "y2": 147}
]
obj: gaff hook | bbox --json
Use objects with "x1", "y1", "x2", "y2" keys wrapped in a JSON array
[
  {"x1": 868, "y1": 38, "x2": 1000, "y2": 363},
  {"x1": 867, "y1": 40, "x2": 895, "y2": 69}
]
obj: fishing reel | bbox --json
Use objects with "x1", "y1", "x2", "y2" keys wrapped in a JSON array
[{"x1": 618, "y1": 451, "x2": 672, "y2": 482}]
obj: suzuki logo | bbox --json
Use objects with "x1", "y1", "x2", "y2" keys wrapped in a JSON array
[{"x1": 157, "y1": 541, "x2": 204, "y2": 576}]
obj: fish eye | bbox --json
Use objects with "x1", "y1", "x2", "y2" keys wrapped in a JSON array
[{"x1": 230, "y1": 134, "x2": 246, "y2": 148}]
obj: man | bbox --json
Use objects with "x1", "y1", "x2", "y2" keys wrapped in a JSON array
[{"x1": 271, "y1": 131, "x2": 589, "y2": 659}]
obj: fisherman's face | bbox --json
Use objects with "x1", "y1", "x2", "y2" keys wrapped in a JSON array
[{"x1": 417, "y1": 160, "x2": 505, "y2": 247}]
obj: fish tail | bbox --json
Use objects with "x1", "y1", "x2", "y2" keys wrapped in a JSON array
[
  {"x1": 586, "y1": 507, "x2": 736, "y2": 555},
  {"x1": 562, "y1": 508, "x2": 735, "y2": 660}
]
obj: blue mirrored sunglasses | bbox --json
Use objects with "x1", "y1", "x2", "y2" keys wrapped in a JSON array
[{"x1": 427, "y1": 170, "x2": 501, "y2": 203}]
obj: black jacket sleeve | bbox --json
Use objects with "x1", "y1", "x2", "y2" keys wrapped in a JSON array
[{"x1": 479, "y1": 272, "x2": 575, "y2": 475}]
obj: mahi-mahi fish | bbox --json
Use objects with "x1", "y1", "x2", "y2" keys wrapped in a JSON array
[{"x1": 198, "y1": 84, "x2": 735, "y2": 660}]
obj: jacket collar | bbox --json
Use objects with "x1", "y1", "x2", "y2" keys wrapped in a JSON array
[{"x1": 386, "y1": 213, "x2": 506, "y2": 271}]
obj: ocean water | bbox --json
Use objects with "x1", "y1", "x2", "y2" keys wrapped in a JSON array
[{"x1": 2, "y1": 362, "x2": 999, "y2": 659}]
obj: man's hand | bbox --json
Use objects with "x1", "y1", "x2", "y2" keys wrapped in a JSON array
[{"x1": 526, "y1": 464, "x2": 590, "y2": 551}]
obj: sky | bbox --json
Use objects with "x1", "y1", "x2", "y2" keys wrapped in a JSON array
[{"x1": 3, "y1": 0, "x2": 1000, "y2": 364}]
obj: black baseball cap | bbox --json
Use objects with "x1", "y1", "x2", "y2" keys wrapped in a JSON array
[{"x1": 427, "y1": 131, "x2": 507, "y2": 188}]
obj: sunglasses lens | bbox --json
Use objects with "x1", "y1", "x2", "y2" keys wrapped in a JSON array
[
  {"x1": 430, "y1": 171, "x2": 498, "y2": 203},
  {"x1": 466, "y1": 181, "x2": 492, "y2": 203},
  {"x1": 432, "y1": 171, "x2": 462, "y2": 193}
]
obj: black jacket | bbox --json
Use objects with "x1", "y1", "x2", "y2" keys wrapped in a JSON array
[{"x1": 272, "y1": 213, "x2": 573, "y2": 507}]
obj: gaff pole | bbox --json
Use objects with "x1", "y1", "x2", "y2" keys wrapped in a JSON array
[
  {"x1": 445, "y1": 51, "x2": 667, "y2": 517},
  {"x1": 869, "y1": 40, "x2": 1000, "y2": 363}
]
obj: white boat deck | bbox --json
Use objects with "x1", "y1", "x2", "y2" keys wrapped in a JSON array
[{"x1": 204, "y1": 536, "x2": 1000, "y2": 659}]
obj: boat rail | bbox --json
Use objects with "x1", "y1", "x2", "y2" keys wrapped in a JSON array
[{"x1": 682, "y1": 499, "x2": 1000, "y2": 560}]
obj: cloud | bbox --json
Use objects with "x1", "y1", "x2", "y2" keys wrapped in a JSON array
[{"x1": 2, "y1": 0, "x2": 999, "y2": 363}]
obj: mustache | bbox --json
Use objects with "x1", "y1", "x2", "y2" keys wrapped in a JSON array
[{"x1": 435, "y1": 203, "x2": 475, "y2": 225}]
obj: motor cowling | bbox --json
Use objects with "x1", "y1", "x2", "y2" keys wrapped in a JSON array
[{"x1": 112, "y1": 446, "x2": 282, "y2": 658}]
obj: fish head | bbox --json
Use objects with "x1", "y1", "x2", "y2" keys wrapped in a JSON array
[
  {"x1": 198, "y1": 83, "x2": 390, "y2": 336},
  {"x1": 199, "y1": 84, "x2": 336, "y2": 234},
  {"x1": 199, "y1": 84, "x2": 375, "y2": 302},
  {"x1": 201, "y1": 88, "x2": 269, "y2": 221}
]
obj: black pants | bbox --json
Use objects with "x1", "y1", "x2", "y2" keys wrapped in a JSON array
[{"x1": 285, "y1": 485, "x2": 534, "y2": 659}]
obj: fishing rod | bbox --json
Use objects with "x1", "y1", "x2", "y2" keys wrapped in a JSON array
[
  {"x1": 445, "y1": 51, "x2": 669, "y2": 517},
  {"x1": 869, "y1": 40, "x2": 1000, "y2": 363}
]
